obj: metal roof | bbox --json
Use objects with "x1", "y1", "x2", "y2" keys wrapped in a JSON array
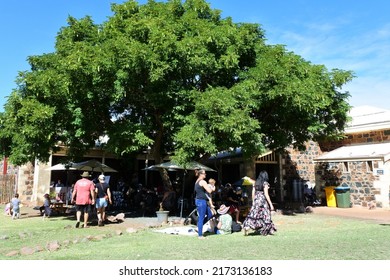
[
  {"x1": 314, "y1": 142, "x2": 390, "y2": 162},
  {"x1": 345, "y1": 106, "x2": 390, "y2": 133}
]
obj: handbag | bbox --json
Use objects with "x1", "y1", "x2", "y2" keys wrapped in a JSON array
[{"x1": 99, "y1": 183, "x2": 109, "y2": 201}]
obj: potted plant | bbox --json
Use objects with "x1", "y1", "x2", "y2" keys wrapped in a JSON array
[{"x1": 156, "y1": 203, "x2": 169, "y2": 224}]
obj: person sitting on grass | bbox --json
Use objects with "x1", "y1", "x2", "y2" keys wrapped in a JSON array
[
  {"x1": 212, "y1": 204, "x2": 232, "y2": 235},
  {"x1": 4, "y1": 202, "x2": 11, "y2": 216}
]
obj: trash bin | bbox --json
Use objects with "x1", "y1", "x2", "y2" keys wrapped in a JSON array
[
  {"x1": 334, "y1": 186, "x2": 351, "y2": 208},
  {"x1": 324, "y1": 186, "x2": 337, "y2": 207}
]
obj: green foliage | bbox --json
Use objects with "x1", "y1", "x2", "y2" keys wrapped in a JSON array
[{"x1": 0, "y1": 0, "x2": 353, "y2": 172}]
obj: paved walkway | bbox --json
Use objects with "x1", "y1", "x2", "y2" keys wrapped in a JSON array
[{"x1": 312, "y1": 206, "x2": 390, "y2": 223}]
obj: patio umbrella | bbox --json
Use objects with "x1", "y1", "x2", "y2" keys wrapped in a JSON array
[
  {"x1": 72, "y1": 159, "x2": 118, "y2": 173},
  {"x1": 45, "y1": 163, "x2": 75, "y2": 171},
  {"x1": 148, "y1": 160, "x2": 216, "y2": 218},
  {"x1": 152, "y1": 160, "x2": 216, "y2": 172}
]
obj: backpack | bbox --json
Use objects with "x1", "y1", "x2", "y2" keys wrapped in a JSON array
[{"x1": 231, "y1": 221, "x2": 242, "y2": 232}]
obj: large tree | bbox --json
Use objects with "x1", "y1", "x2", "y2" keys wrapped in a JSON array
[{"x1": 0, "y1": 0, "x2": 353, "y2": 187}]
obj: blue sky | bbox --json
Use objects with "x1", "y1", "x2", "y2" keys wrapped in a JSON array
[{"x1": 1, "y1": 0, "x2": 389, "y2": 111}]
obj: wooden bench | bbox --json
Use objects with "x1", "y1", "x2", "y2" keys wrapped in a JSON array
[{"x1": 50, "y1": 202, "x2": 67, "y2": 215}]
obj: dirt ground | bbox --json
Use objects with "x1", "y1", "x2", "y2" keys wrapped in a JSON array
[{"x1": 310, "y1": 205, "x2": 390, "y2": 223}]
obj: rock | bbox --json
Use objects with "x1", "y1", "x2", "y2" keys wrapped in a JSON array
[
  {"x1": 305, "y1": 206, "x2": 314, "y2": 213},
  {"x1": 46, "y1": 241, "x2": 60, "y2": 252},
  {"x1": 6, "y1": 250, "x2": 19, "y2": 257},
  {"x1": 20, "y1": 247, "x2": 35, "y2": 255},
  {"x1": 115, "y1": 213, "x2": 125, "y2": 222},
  {"x1": 62, "y1": 240, "x2": 71, "y2": 247},
  {"x1": 92, "y1": 234, "x2": 107, "y2": 241}
]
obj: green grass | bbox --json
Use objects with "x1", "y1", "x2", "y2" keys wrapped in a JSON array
[{"x1": 1, "y1": 205, "x2": 389, "y2": 260}]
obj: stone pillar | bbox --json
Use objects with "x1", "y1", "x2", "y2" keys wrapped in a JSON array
[{"x1": 33, "y1": 159, "x2": 52, "y2": 206}]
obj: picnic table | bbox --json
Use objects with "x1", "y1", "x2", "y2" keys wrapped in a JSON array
[{"x1": 50, "y1": 202, "x2": 67, "y2": 215}]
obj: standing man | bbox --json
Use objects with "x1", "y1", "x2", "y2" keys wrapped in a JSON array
[{"x1": 71, "y1": 171, "x2": 95, "y2": 228}]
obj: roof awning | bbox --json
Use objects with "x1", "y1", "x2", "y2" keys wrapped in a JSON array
[{"x1": 314, "y1": 142, "x2": 390, "y2": 163}]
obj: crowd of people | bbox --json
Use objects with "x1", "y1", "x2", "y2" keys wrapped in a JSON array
[
  {"x1": 3, "y1": 168, "x2": 277, "y2": 237},
  {"x1": 193, "y1": 169, "x2": 277, "y2": 239}
]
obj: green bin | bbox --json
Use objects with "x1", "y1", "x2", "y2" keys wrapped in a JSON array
[{"x1": 334, "y1": 186, "x2": 351, "y2": 208}]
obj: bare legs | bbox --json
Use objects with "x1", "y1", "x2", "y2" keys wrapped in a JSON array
[
  {"x1": 97, "y1": 207, "x2": 106, "y2": 226},
  {"x1": 75, "y1": 210, "x2": 89, "y2": 228}
]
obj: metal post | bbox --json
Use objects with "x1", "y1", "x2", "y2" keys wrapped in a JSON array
[
  {"x1": 180, "y1": 170, "x2": 187, "y2": 219},
  {"x1": 145, "y1": 146, "x2": 151, "y2": 187}
]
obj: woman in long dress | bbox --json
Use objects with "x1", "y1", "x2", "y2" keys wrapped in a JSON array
[{"x1": 243, "y1": 170, "x2": 276, "y2": 236}]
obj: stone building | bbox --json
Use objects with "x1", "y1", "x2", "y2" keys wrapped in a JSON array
[
  {"x1": 313, "y1": 106, "x2": 390, "y2": 208},
  {"x1": 2, "y1": 106, "x2": 389, "y2": 209},
  {"x1": 212, "y1": 106, "x2": 390, "y2": 209}
]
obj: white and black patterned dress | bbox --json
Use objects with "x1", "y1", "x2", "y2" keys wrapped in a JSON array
[{"x1": 242, "y1": 184, "x2": 277, "y2": 235}]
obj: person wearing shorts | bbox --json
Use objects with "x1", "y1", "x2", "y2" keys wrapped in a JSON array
[
  {"x1": 95, "y1": 174, "x2": 112, "y2": 226},
  {"x1": 71, "y1": 171, "x2": 95, "y2": 228}
]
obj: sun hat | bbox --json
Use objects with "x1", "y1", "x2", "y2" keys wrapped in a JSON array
[
  {"x1": 217, "y1": 204, "x2": 230, "y2": 215},
  {"x1": 98, "y1": 174, "x2": 105, "y2": 181},
  {"x1": 80, "y1": 171, "x2": 91, "y2": 177}
]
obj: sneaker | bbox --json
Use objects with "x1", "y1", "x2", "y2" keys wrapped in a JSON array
[{"x1": 75, "y1": 221, "x2": 80, "y2": 228}]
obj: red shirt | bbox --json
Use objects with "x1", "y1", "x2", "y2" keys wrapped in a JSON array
[{"x1": 74, "y1": 178, "x2": 95, "y2": 205}]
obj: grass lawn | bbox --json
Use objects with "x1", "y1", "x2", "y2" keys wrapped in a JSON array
[{"x1": 1, "y1": 204, "x2": 390, "y2": 260}]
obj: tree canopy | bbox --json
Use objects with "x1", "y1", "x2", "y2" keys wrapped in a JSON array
[{"x1": 0, "y1": 0, "x2": 353, "y2": 173}]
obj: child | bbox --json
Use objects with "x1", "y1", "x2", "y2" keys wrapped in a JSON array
[
  {"x1": 11, "y1": 193, "x2": 21, "y2": 219},
  {"x1": 207, "y1": 178, "x2": 217, "y2": 215},
  {"x1": 41, "y1": 193, "x2": 52, "y2": 219},
  {"x1": 4, "y1": 202, "x2": 11, "y2": 216}
]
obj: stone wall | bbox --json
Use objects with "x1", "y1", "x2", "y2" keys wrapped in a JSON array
[
  {"x1": 283, "y1": 129, "x2": 390, "y2": 208},
  {"x1": 283, "y1": 141, "x2": 320, "y2": 183},
  {"x1": 17, "y1": 162, "x2": 35, "y2": 206}
]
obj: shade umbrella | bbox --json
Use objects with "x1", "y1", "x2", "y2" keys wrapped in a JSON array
[
  {"x1": 45, "y1": 163, "x2": 76, "y2": 171},
  {"x1": 152, "y1": 161, "x2": 216, "y2": 172},
  {"x1": 142, "y1": 165, "x2": 177, "y2": 172},
  {"x1": 72, "y1": 159, "x2": 118, "y2": 173},
  {"x1": 148, "y1": 160, "x2": 216, "y2": 218}
]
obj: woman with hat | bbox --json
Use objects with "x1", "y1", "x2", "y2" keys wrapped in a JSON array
[
  {"x1": 95, "y1": 174, "x2": 112, "y2": 226},
  {"x1": 213, "y1": 204, "x2": 233, "y2": 234},
  {"x1": 71, "y1": 171, "x2": 95, "y2": 228}
]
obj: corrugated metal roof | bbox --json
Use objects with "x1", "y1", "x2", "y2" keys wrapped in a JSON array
[
  {"x1": 345, "y1": 106, "x2": 390, "y2": 133},
  {"x1": 314, "y1": 142, "x2": 390, "y2": 162}
]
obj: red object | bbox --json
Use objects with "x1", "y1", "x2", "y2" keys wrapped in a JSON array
[{"x1": 3, "y1": 157, "x2": 7, "y2": 174}]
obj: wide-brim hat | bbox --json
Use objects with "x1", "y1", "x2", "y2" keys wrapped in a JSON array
[
  {"x1": 80, "y1": 171, "x2": 91, "y2": 178},
  {"x1": 217, "y1": 204, "x2": 230, "y2": 215}
]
